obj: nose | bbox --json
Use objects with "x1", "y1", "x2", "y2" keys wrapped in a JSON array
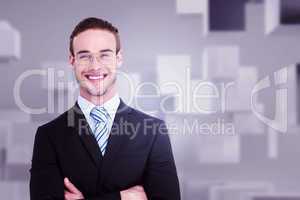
[{"x1": 89, "y1": 56, "x2": 103, "y2": 70}]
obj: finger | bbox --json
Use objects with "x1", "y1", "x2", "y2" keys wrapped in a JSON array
[
  {"x1": 64, "y1": 177, "x2": 80, "y2": 194},
  {"x1": 64, "y1": 190, "x2": 72, "y2": 200},
  {"x1": 134, "y1": 185, "x2": 144, "y2": 191},
  {"x1": 64, "y1": 190, "x2": 80, "y2": 200}
]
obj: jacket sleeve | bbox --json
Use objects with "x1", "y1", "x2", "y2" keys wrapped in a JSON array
[
  {"x1": 30, "y1": 126, "x2": 65, "y2": 200},
  {"x1": 85, "y1": 192, "x2": 121, "y2": 200},
  {"x1": 30, "y1": 127, "x2": 121, "y2": 200},
  {"x1": 143, "y1": 121, "x2": 181, "y2": 200}
]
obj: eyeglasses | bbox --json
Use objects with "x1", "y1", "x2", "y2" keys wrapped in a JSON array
[{"x1": 75, "y1": 51, "x2": 116, "y2": 66}]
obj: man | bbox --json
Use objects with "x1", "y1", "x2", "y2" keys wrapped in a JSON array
[{"x1": 30, "y1": 17, "x2": 180, "y2": 200}]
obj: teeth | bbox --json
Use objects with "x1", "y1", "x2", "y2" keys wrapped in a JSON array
[{"x1": 88, "y1": 75, "x2": 104, "y2": 80}]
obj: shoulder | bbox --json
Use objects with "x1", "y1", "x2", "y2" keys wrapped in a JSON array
[
  {"x1": 35, "y1": 107, "x2": 73, "y2": 140},
  {"x1": 126, "y1": 106, "x2": 168, "y2": 138},
  {"x1": 127, "y1": 108, "x2": 172, "y2": 153},
  {"x1": 128, "y1": 106, "x2": 165, "y2": 125},
  {"x1": 39, "y1": 110, "x2": 69, "y2": 130}
]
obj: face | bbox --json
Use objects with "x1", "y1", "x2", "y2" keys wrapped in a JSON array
[{"x1": 70, "y1": 29, "x2": 122, "y2": 99}]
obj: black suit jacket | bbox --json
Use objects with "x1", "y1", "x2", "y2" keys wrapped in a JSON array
[{"x1": 30, "y1": 99, "x2": 180, "y2": 200}]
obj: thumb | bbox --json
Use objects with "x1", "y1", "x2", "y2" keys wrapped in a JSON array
[{"x1": 64, "y1": 177, "x2": 80, "y2": 194}]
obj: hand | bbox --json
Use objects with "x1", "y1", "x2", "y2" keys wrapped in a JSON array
[
  {"x1": 64, "y1": 177, "x2": 85, "y2": 200},
  {"x1": 120, "y1": 185, "x2": 147, "y2": 200}
]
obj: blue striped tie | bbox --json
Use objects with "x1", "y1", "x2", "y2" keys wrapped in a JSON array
[{"x1": 90, "y1": 106, "x2": 111, "y2": 155}]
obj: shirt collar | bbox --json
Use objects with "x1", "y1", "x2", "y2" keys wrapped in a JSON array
[{"x1": 77, "y1": 94, "x2": 120, "y2": 118}]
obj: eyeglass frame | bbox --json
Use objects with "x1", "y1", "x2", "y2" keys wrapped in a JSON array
[{"x1": 73, "y1": 49, "x2": 118, "y2": 66}]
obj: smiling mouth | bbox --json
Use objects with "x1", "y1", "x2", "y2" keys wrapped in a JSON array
[{"x1": 85, "y1": 74, "x2": 108, "y2": 80}]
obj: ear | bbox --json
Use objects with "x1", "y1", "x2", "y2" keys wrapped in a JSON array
[
  {"x1": 116, "y1": 49, "x2": 123, "y2": 68},
  {"x1": 69, "y1": 54, "x2": 75, "y2": 69}
]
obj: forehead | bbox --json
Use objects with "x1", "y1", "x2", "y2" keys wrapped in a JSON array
[{"x1": 73, "y1": 29, "x2": 117, "y2": 53}]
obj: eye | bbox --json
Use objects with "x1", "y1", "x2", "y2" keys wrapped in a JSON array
[
  {"x1": 79, "y1": 54, "x2": 89, "y2": 59},
  {"x1": 100, "y1": 54, "x2": 110, "y2": 58}
]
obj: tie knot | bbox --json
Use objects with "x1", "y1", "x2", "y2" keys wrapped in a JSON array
[{"x1": 90, "y1": 106, "x2": 110, "y2": 123}]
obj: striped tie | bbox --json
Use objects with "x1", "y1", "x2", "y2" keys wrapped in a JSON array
[{"x1": 90, "y1": 106, "x2": 111, "y2": 155}]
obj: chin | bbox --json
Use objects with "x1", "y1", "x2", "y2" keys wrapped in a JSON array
[
  {"x1": 79, "y1": 76, "x2": 116, "y2": 99},
  {"x1": 87, "y1": 86, "x2": 107, "y2": 97}
]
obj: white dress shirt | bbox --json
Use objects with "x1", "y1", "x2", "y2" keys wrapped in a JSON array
[{"x1": 77, "y1": 94, "x2": 120, "y2": 133}]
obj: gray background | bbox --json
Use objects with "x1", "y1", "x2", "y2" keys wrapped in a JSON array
[{"x1": 0, "y1": 0, "x2": 300, "y2": 199}]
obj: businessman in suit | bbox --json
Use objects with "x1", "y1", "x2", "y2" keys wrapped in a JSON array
[{"x1": 30, "y1": 17, "x2": 180, "y2": 200}]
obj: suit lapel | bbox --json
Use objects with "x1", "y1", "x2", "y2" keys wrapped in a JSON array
[
  {"x1": 99, "y1": 99, "x2": 132, "y2": 184},
  {"x1": 68, "y1": 103, "x2": 102, "y2": 168}
]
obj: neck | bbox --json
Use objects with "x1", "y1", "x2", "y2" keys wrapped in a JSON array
[{"x1": 80, "y1": 85, "x2": 117, "y2": 106}]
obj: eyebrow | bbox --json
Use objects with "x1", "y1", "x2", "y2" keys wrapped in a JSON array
[
  {"x1": 76, "y1": 49, "x2": 114, "y2": 55},
  {"x1": 76, "y1": 50, "x2": 90, "y2": 55},
  {"x1": 99, "y1": 49, "x2": 114, "y2": 53}
]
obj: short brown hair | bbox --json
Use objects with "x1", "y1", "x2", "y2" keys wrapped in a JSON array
[{"x1": 69, "y1": 17, "x2": 121, "y2": 56}]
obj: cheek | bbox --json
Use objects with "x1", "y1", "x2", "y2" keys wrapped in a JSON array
[
  {"x1": 108, "y1": 64, "x2": 118, "y2": 74},
  {"x1": 74, "y1": 66, "x2": 85, "y2": 76}
]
